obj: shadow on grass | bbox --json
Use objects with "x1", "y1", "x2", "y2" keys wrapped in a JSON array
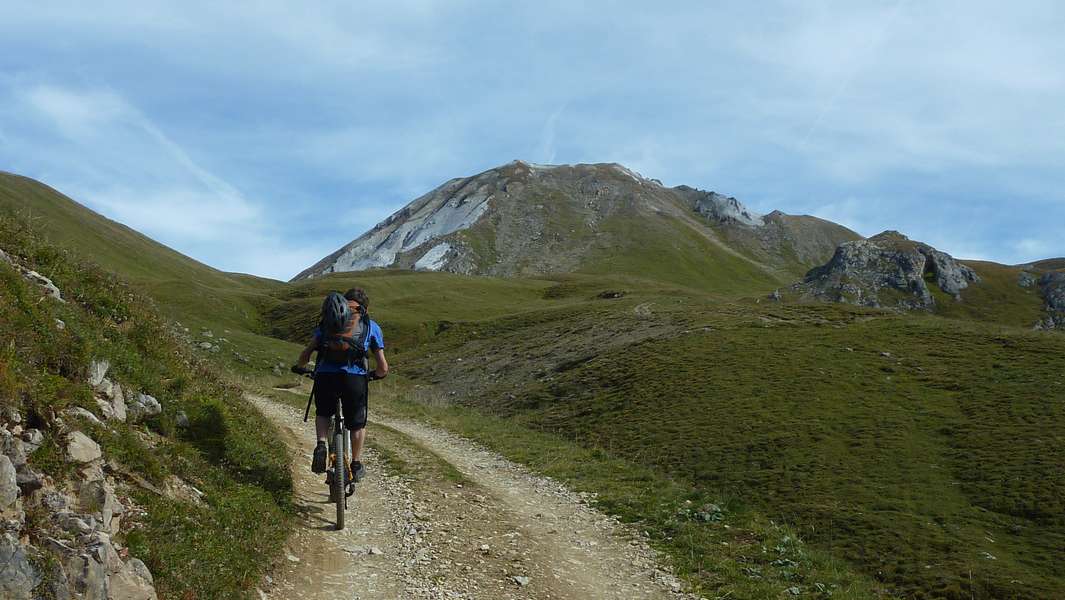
[{"x1": 185, "y1": 400, "x2": 293, "y2": 504}]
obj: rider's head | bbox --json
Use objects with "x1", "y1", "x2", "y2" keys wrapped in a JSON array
[{"x1": 344, "y1": 287, "x2": 369, "y2": 313}]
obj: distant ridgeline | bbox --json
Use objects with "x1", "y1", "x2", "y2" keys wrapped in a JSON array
[
  {"x1": 293, "y1": 160, "x2": 860, "y2": 293},
  {"x1": 294, "y1": 161, "x2": 1064, "y2": 331}
]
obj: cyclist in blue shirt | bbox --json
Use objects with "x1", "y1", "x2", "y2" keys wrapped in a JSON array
[{"x1": 295, "y1": 287, "x2": 388, "y2": 481}]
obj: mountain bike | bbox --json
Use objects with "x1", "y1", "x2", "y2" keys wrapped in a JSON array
[{"x1": 293, "y1": 367, "x2": 360, "y2": 531}]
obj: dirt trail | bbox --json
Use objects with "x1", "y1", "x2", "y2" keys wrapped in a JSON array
[{"x1": 250, "y1": 394, "x2": 698, "y2": 599}]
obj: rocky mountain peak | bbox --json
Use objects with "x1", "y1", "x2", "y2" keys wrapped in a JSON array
[
  {"x1": 794, "y1": 234, "x2": 980, "y2": 309},
  {"x1": 294, "y1": 160, "x2": 859, "y2": 282}
]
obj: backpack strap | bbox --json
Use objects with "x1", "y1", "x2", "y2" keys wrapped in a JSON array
[{"x1": 348, "y1": 315, "x2": 372, "y2": 370}]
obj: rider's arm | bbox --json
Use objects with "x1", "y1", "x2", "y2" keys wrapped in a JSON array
[
  {"x1": 371, "y1": 348, "x2": 388, "y2": 379},
  {"x1": 296, "y1": 338, "x2": 316, "y2": 369}
]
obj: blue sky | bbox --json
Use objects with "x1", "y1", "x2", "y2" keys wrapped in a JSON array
[{"x1": 1, "y1": 1, "x2": 1063, "y2": 280}]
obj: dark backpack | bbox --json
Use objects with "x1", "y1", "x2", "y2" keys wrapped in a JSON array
[{"x1": 317, "y1": 292, "x2": 370, "y2": 368}]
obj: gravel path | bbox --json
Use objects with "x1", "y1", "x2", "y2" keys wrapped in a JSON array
[{"x1": 250, "y1": 394, "x2": 699, "y2": 599}]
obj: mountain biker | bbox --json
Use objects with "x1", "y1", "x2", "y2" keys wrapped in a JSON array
[{"x1": 294, "y1": 287, "x2": 388, "y2": 482}]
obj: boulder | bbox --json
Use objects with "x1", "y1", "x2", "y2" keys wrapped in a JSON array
[
  {"x1": 41, "y1": 489, "x2": 76, "y2": 513},
  {"x1": 66, "y1": 407, "x2": 104, "y2": 426},
  {"x1": 111, "y1": 385, "x2": 127, "y2": 422},
  {"x1": 0, "y1": 455, "x2": 17, "y2": 510},
  {"x1": 15, "y1": 465, "x2": 45, "y2": 495},
  {"x1": 96, "y1": 399, "x2": 117, "y2": 421},
  {"x1": 127, "y1": 394, "x2": 161, "y2": 422},
  {"x1": 1036, "y1": 272, "x2": 1065, "y2": 330},
  {"x1": 87, "y1": 532, "x2": 123, "y2": 574},
  {"x1": 0, "y1": 533, "x2": 41, "y2": 599},
  {"x1": 21, "y1": 269, "x2": 65, "y2": 303},
  {"x1": 67, "y1": 432, "x2": 102, "y2": 464},
  {"x1": 1040, "y1": 272, "x2": 1065, "y2": 310},
  {"x1": 21, "y1": 429, "x2": 43, "y2": 454},
  {"x1": 79, "y1": 478, "x2": 123, "y2": 533},
  {"x1": 94, "y1": 378, "x2": 115, "y2": 398},
  {"x1": 96, "y1": 385, "x2": 127, "y2": 423},
  {"x1": 56, "y1": 512, "x2": 94, "y2": 535},
  {"x1": 66, "y1": 551, "x2": 108, "y2": 600},
  {"x1": 89, "y1": 360, "x2": 111, "y2": 388},
  {"x1": 108, "y1": 558, "x2": 158, "y2": 600},
  {"x1": 1, "y1": 428, "x2": 27, "y2": 467},
  {"x1": 794, "y1": 232, "x2": 979, "y2": 309}
]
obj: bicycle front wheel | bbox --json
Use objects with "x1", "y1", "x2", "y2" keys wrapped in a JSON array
[{"x1": 333, "y1": 428, "x2": 345, "y2": 530}]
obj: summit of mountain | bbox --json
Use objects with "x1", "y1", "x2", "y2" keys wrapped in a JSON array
[{"x1": 293, "y1": 161, "x2": 861, "y2": 293}]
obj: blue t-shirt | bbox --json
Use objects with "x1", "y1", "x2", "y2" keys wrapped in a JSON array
[{"x1": 313, "y1": 319, "x2": 385, "y2": 375}]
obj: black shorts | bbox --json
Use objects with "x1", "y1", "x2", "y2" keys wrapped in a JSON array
[{"x1": 314, "y1": 372, "x2": 368, "y2": 430}]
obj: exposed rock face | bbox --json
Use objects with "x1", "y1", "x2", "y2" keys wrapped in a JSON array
[
  {"x1": 67, "y1": 431, "x2": 103, "y2": 463},
  {"x1": 108, "y1": 558, "x2": 158, "y2": 599},
  {"x1": 795, "y1": 231, "x2": 980, "y2": 309},
  {"x1": 0, "y1": 455, "x2": 17, "y2": 509},
  {"x1": 0, "y1": 533, "x2": 41, "y2": 599},
  {"x1": 127, "y1": 394, "x2": 162, "y2": 422},
  {"x1": 21, "y1": 270, "x2": 65, "y2": 302},
  {"x1": 294, "y1": 161, "x2": 859, "y2": 281},
  {"x1": 298, "y1": 171, "x2": 495, "y2": 276},
  {"x1": 89, "y1": 360, "x2": 110, "y2": 388},
  {"x1": 672, "y1": 187, "x2": 764, "y2": 226},
  {"x1": 1035, "y1": 272, "x2": 1065, "y2": 330},
  {"x1": 0, "y1": 245, "x2": 66, "y2": 302},
  {"x1": 2, "y1": 380, "x2": 158, "y2": 600}
]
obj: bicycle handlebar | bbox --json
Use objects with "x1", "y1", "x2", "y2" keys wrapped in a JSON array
[{"x1": 290, "y1": 365, "x2": 381, "y2": 381}]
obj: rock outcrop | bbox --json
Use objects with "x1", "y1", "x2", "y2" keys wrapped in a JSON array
[
  {"x1": 0, "y1": 246, "x2": 66, "y2": 303},
  {"x1": 1035, "y1": 272, "x2": 1065, "y2": 330},
  {"x1": 794, "y1": 231, "x2": 980, "y2": 309},
  {"x1": 672, "y1": 187, "x2": 764, "y2": 226},
  {"x1": 127, "y1": 393, "x2": 162, "y2": 422},
  {"x1": 0, "y1": 356, "x2": 161, "y2": 599}
]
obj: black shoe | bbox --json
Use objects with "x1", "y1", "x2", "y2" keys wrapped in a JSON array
[
  {"x1": 312, "y1": 441, "x2": 327, "y2": 473},
  {"x1": 351, "y1": 461, "x2": 366, "y2": 482}
]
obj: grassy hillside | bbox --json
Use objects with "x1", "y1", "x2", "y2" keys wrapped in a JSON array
[
  {"x1": 0, "y1": 172, "x2": 302, "y2": 376},
  {"x1": 0, "y1": 211, "x2": 292, "y2": 598},
  {"x1": 7, "y1": 167, "x2": 1063, "y2": 598},
  {"x1": 932, "y1": 261, "x2": 1048, "y2": 328},
  {"x1": 576, "y1": 212, "x2": 787, "y2": 294},
  {"x1": 264, "y1": 269, "x2": 573, "y2": 351},
  {"x1": 0, "y1": 172, "x2": 279, "y2": 328},
  {"x1": 1023, "y1": 258, "x2": 1065, "y2": 271},
  {"x1": 387, "y1": 292, "x2": 1065, "y2": 599}
]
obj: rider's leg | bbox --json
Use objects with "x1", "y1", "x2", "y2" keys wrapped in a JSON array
[
  {"x1": 315, "y1": 416, "x2": 330, "y2": 442},
  {"x1": 351, "y1": 427, "x2": 366, "y2": 462}
]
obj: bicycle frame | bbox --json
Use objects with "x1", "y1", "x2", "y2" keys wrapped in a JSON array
[
  {"x1": 329, "y1": 396, "x2": 348, "y2": 530},
  {"x1": 295, "y1": 365, "x2": 375, "y2": 532}
]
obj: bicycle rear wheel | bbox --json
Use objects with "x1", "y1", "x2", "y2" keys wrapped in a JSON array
[{"x1": 333, "y1": 423, "x2": 345, "y2": 530}]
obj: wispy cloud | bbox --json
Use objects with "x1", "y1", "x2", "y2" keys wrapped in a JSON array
[
  {"x1": 3, "y1": 82, "x2": 317, "y2": 278},
  {"x1": 1, "y1": 1, "x2": 1063, "y2": 278}
]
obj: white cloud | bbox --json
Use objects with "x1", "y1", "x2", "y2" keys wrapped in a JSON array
[{"x1": 1, "y1": 1, "x2": 1064, "y2": 275}]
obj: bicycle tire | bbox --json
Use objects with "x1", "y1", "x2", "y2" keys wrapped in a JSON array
[{"x1": 334, "y1": 399, "x2": 346, "y2": 530}]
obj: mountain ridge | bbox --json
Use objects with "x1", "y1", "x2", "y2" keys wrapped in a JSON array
[{"x1": 293, "y1": 160, "x2": 861, "y2": 290}]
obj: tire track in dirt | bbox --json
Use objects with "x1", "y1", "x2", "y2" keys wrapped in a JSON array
[{"x1": 251, "y1": 394, "x2": 698, "y2": 599}]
